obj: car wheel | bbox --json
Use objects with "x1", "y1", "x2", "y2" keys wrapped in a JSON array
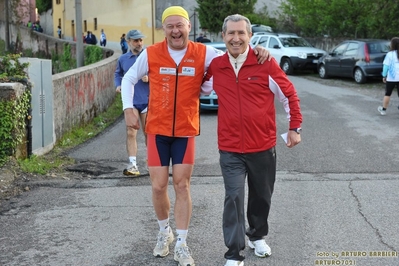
[
  {"x1": 318, "y1": 64, "x2": 328, "y2": 79},
  {"x1": 280, "y1": 58, "x2": 293, "y2": 75},
  {"x1": 354, "y1": 68, "x2": 366, "y2": 84}
]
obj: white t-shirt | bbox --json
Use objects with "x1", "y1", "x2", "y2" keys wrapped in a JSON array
[{"x1": 383, "y1": 51, "x2": 399, "y2": 82}]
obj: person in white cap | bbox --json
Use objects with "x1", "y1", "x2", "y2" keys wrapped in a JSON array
[
  {"x1": 114, "y1": 29, "x2": 149, "y2": 176},
  {"x1": 121, "y1": 6, "x2": 270, "y2": 266}
]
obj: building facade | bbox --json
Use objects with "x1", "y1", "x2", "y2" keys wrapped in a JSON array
[
  {"x1": 52, "y1": 0, "x2": 192, "y2": 45},
  {"x1": 51, "y1": 0, "x2": 282, "y2": 46}
]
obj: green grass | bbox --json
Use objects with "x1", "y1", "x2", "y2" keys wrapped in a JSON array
[
  {"x1": 17, "y1": 96, "x2": 123, "y2": 174},
  {"x1": 18, "y1": 154, "x2": 74, "y2": 175}
]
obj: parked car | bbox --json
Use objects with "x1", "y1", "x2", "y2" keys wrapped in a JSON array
[
  {"x1": 203, "y1": 42, "x2": 226, "y2": 52},
  {"x1": 199, "y1": 42, "x2": 226, "y2": 110},
  {"x1": 317, "y1": 39, "x2": 390, "y2": 83},
  {"x1": 250, "y1": 32, "x2": 327, "y2": 74}
]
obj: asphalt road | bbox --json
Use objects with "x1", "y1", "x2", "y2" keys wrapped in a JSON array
[{"x1": 1, "y1": 75, "x2": 398, "y2": 266}]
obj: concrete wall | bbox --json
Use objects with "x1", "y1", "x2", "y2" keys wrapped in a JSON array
[
  {"x1": 38, "y1": 9, "x2": 54, "y2": 36},
  {"x1": 1, "y1": 20, "x2": 119, "y2": 155},
  {"x1": 52, "y1": 54, "x2": 118, "y2": 142},
  {"x1": 0, "y1": 55, "x2": 118, "y2": 156},
  {"x1": 0, "y1": 21, "x2": 114, "y2": 62},
  {"x1": 0, "y1": 83, "x2": 26, "y2": 101}
]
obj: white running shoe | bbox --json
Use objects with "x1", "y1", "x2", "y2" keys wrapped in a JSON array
[
  {"x1": 248, "y1": 239, "x2": 271, "y2": 258},
  {"x1": 225, "y1": 259, "x2": 244, "y2": 266},
  {"x1": 378, "y1": 106, "x2": 386, "y2": 116},
  {"x1": 153, "y1": 229, "x2": 174, "y2": 257},
  {"x1": 174, "y1": 244, "x2": 195, "y2": 266}
]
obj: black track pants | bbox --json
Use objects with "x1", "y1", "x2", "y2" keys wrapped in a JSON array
[{"x1": 220, "y1": 147, "x2": 276, "y2": 261}]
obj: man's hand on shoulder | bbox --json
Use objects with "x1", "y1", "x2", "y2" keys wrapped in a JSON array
[{"x1": 253, "y1": 45, "x2": 272, "y2": 64}]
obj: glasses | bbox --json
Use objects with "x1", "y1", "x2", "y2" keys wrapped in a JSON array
[{"x1": 132, "y1": 39, "x2": 143, "y2": 42}]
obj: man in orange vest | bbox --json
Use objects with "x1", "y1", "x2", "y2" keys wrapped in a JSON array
[{"x1": 121, "y1": 6, "x2": 270, "y2": 266}]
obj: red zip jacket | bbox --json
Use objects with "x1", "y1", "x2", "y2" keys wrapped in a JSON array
[{"x1": 204, "y1": 46, "x2": 302, "y2": 153}]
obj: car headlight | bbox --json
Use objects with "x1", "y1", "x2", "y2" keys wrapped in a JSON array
[{"x1": 297, "y1": 52, "x2": 307, "y2": 59}]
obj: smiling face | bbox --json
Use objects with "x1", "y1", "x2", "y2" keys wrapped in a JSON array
[
  {"x1": 163, "y1": 15, "x2": 191, "y2": 51},
  {"x1": 222, "y1": 16, "x2": 252, "y2": 58}
]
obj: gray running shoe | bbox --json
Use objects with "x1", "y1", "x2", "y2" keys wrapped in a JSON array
[
  {"x1": 153, "y1": 229, "x2": 174, "y2": 257},
  {"x1": 174, "y1": 244, "x2": 195, "y2": 266}
]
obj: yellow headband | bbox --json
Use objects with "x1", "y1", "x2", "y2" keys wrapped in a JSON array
[{"x1": 162, "y1": 6, "x2": 189, "y2": 23}]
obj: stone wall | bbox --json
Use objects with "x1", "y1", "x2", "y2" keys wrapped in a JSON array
[
  {"x1": 0, "y1": 21, "x2": 113, "y2": 60},
  {"x1": 52, "y1": 54, "x2": 118, "y2": 142},
  {"x1": 1, "y1": 20, "x2": 119, "y2": 155}
]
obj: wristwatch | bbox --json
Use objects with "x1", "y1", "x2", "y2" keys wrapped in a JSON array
[{"x1": 289, "y1": 127, "x2": 302, "y2": 134}]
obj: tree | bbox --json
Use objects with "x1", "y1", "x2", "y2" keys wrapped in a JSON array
[
  {"x1": 278, "y1": 0, "x2": 399, "y2": 38},
  {"x1": 196, "y1": 0, "x2": 257, "y2": 34},
  {"x1": 246, "y1": 4, "x2": 277, "y2": 30},
  {"x1": 36, "y1": 0, "x2": 52, "y2": 14}
]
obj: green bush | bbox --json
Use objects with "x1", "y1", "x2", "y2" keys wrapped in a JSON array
[
  {"x1": 60, "y1": 43, "x2": 76, "y2": 71},
  {"x1": 84, "y1": 45, "x2": 103, "y2": 65},
  {"x1": 51, "y1": 44, "x2": 103, "y2": 74},
  {"x1": 36, "y1": 0, "x2": 52, "y2": 14},
  {"x1": 0, "y1": 54, "x2": 31, "y2": 166}
]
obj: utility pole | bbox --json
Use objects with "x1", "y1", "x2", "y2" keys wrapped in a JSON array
[
  {"x1": 75, "y1": 0, "x2": 84, "y2": 67},
  {"x1": 5, "y1": 0, "x2": 10, "y2": 51}
]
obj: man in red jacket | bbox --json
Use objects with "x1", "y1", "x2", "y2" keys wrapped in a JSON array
[{"x1": 204, "y1": 14, "x2": 302, "y2": 266}]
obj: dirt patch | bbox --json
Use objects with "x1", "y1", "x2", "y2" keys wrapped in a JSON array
[{"x1": 0, "y1": 157, "x2": 85, "y2": 206}]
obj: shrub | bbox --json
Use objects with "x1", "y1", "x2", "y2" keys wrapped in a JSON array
[
  {"x1": 84, "y1": 45, "x2": 103, "y2": 65},
  {"x1": 0, "y1": 54, "x2": 31, "y2": 166}
]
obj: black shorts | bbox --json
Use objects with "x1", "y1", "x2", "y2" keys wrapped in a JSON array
[
  {"x1": 147, "y1": 134, "x2": 195, "y2": 166},
  {"x1": 385, "y1": 81, "x2": 399, "y2": 96}
]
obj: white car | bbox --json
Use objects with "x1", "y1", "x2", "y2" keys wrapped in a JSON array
[{"x1": 250, "y1": 33, "x2": 327, "y2": 75}]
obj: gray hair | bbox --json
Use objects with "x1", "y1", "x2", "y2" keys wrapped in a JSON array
[{"x1": 222, "y1": 14, "x2": 252, "y2": 34}]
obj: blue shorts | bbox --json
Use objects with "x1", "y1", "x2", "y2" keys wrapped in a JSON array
[
  {"x1": 133, "y1": 104, "x2": 148, "y2": 113},
  {"x1": 147, "y1": 134, "x2": 195, "y2": 166}
]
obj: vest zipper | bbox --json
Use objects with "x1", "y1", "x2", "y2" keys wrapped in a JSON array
[{"x1": 172, "y1": 64, "x2": 179, "y2": 136}]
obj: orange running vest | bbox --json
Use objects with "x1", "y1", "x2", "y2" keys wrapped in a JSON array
[{"x1": 146, "y1": 40, "x2": 207, "y2": 137}]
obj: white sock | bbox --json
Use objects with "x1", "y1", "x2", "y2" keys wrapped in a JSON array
[
  {"x1": 158, "y1": 218, "x2": 170, "y2": 233},
  {"x1": 176, "y1": 229, "x2": 188, "y2": 247},
  {"x1": 129, "y1": 156, "x2": 136, "y2": 166}
]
